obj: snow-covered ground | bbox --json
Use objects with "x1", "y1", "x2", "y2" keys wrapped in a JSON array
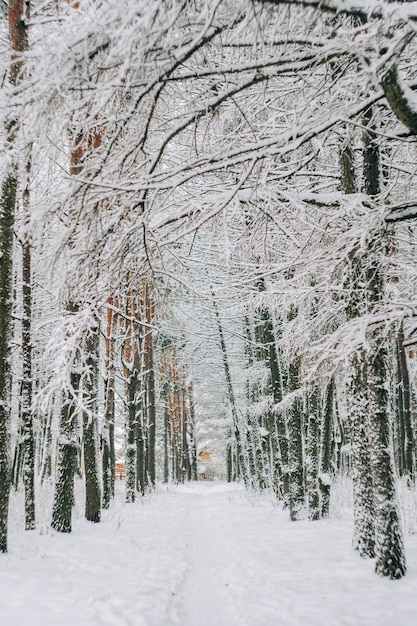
[{"x1": 1, "y1": 480, "x2": 417, "y2": 626}]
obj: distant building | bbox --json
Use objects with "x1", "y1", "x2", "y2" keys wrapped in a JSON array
[{"x1": 197, "y1": 447, "x2": 224, "y2": 480}]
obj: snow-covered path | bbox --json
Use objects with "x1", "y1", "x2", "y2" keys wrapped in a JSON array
[{"x1": 1, "y1": 481, "x2": 417, "y2": 625}]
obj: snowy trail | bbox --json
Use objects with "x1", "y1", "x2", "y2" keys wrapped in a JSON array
[
  {"x1": 168, "y1": 485, "x2": 248, "y2": 625},
  {"x1": 1, "y1": 481, "x2": 417, "y2": 626}
]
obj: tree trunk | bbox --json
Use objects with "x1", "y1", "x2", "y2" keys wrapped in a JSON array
[
  {"x1": 368, "y1": 331, "x2": 406, "y2": 578},
  {"x1": 187, "y1": 383, "x2": 198, "y2": 481},
  {"x1": 22, "y1": 145, "x2": 35, "y2": 530},
  {"x1": 255, "y1": 293, "x2": 289, "y2": 498},
  {"x1": 287, "y1": 358, "x2": 305, "y2": 521},
  {"x1": 126, "y1": 368, "x2": 138, "y2": 502},
  {"x1": 163, "y1": 403, "x2": 170, "y2": 483},
  {"x1": 143, "y1": 283, "x2": 156, "y2": 488},
  {"x1": 0, "y1": 0, "x2": 30, "y2": 555},
  {"x1": 212, "y1": 293, "x2": 249, "y2": 485},
  {"x1": 123, "y1": 292, "x2": 139, "y2": 503},
  {"x1": 136, "y1": 396, "x2": 146, "y2": 495},
  {"x1": 40, "y1": 403, "x2": 53, "y2": 484},
  {"x1": 83, "y1": 317, "x2": 101, "y2": 523},
  {"x1": 341, "y1": 128, "x2": 376, "y2": 557},
  {"x1": 319, "y1": 379, "x2": 334, "y2": 518},
  {"x1": 362, "y1": 109, "x2": 406, "y2": 577},
  {"x1": 102, "y1": 305, "x2": 117, "y2": 509},
  {"x1": 306, "y1": 386, "x2": 320, "y2": 521},
  {"x1": 347, "y1": 355, "x2": 375, "y2": 557},
  {"x1": 396, "y1": 324, "x2": 415, "y2": 484},
  {"x1": 51, "y1": 379, "x2": 80, "y2": 533}
]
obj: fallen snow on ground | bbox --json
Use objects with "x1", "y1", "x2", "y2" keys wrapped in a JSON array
[{"x1": 1, "y1": 481, "x2": 417, "y2": 626}]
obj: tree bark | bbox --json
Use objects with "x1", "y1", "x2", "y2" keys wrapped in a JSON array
[
  {"x1": 102, "y1": 305, "x2": 117, "y2": 508},
  {"x1": 396, "y1": 324, "x2": 415, "y2": 484},
  {"x1": 348, "y1": 355, "x2": 375, "y2": 557},
  {"x1": 287, "y1": 358, "x2": 305, "y2": 521},
  {"x1": 143, "y1": 282, "x2": 156, "y2": 488},
  {"x1": 51, "y1": 378, "x2": 80, "y2": 533},
  {"x1": 187, "y1": 383, "x2": 198, "y2": 481},
  {"x1": 381, "y1": 65, "x2": 417, "y2": 136},
  {"x1": 0, "y1": 0, "x2": 30, "y2": 552},
  {"x1": 368, "y1": 331, "x2": 406, "y2": 578},
  {"x1": 319, "y1": 379, "x2": 334, "y2": 518},
  {"x1": 212, "y1": 293, "x2": 249, "y2": 485},
  {"x1": 83, "y1": 318, "x2": 101, "y2": 523},
  {"x1": 22, "y1": 145, "x2": 35, "y2": 530},
  {"x1": 306, "y1": 387, "x2": 320, "y2": 521}
]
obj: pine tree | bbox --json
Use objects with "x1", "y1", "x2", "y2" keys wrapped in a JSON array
[{"x1": 0, "y1": 0, "x2": 30, "y2": 552}]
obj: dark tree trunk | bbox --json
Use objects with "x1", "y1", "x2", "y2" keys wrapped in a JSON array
[
  {"x1": 102, "y1": 305, "x2": 117, "y2": 509},
  {"x1": 319, "y1": 379, "x2": 334, "y2": 518},
  {"x1": 22, "y1": 146, "x2": 35, "y2": 531},
  {"x1": 123, "y1": 292, "x2": 140, "y2": 503},
  {"x1": 226, "y1": 435, "x2": 234, "y2": 482},
  {"x1": 0, "y1": 0, "x2": 30, "y2": 555},
  {"x1": 136, "y1": 398, "x2": 145, "y2": 495},
  {"x1": 341, "y1": 128, "x2": 375, "y2": 557},
  {"x1": 188, "y1": 383, "x2": 198, "y2": 481},
  {"x1": 363, "y1": 110, "x2": 406, "y2": 577},
  {"x1": 348, "y1": 355, "x2": 375, "y2": 557},
  {"x1": 340, "y1": 141, "x2": 356, "y2": 194},
  {"x1": 396, "y1": 324, "x2": 415, "y2": 484},
  {"x1": 163, "y1": 403, "x2": 170, "y2": 483},
  {"x1": 306, "y1": 386, "x2": 320, "y2": 521},
  {"x1": 126, "y1": 368, "x2": 139, "y2": 503},
  {"x1": 12, "y1": 391, "x2": 24, "y2": 490},
  {"x1": 143, "y1": 285, "x2": 156, "y2": 488},
  {"x1": 212, "y1": 293, "x2": 249, "y2": 485},
  {"x1": 40, "y1": 404, "x2": 53, "y2": 484},
  {"x1": 181, "y1": 387, "x2": 189, "y2": 481},
  {"x1": 83, "y1": 318, "x2": 101, "y2": 523},
  {"x1": 51, "y1": 376, "x2": 80, "y2": 533},
  {"x1": 287, "y1": 359, "x2": 305, "y2": 521},
  {"x1": 256, "y1": 293, "x2": 289, "y2": 499},
  {"x1": 368, "y1": 331, "x2": 406, "y2": 579}
]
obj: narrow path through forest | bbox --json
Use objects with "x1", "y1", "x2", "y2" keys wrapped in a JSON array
[{"x1": 2, "y1": 482, "x2": 417, "y2": 626}]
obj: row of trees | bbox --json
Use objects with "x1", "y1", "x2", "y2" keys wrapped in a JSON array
[{"x1": 1, "y1": 0, "x2": 417, "y2": 581}]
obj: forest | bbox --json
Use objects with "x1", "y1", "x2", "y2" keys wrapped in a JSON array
[{"x1": 1, "y1": 0, "x2": 417, "y2": 593}]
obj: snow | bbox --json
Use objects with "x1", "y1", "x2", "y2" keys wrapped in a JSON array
[{"x1": 2, "y1": 481, "x2": 417, "y2": 626}]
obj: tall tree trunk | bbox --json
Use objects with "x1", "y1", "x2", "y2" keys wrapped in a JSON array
[
  {"x1": 124, "y1": 293, "x2": 139, "y2": 503},
  {"x1": 368, "y1": 329, "x2": 406, "y2": 578},
  {"x1": 306, "y1": 386, "x2": 320, "y2": 521},
  {"x1": 0, "y1": 0, "x2": 30, "y2": 552},
  {"x1": 40, "y1": 402, "x2": 53, "y2": 484},
  {"x1": 136, "y1": 394, "x2": 146, "y2": 495},
  {"x1": 126, "y1": 367, "x2": 139, "y2": 502},
  {"x1": 396, "y1": 324, "x2": 415, "y2": 484},
  {"x1": 22, "y1": 144, "x2": 35, "y2": 530},
  {"x1": 362, "y1": 109, "x2": 406, "y2": 577},
  {"x1": 51, "y1": 377, "x2": 80, "y2": 533},
  {"x1": 181, "y1": 382, "x2": 189, "y2": 481},
  {"x1": 341, "y1": 134, "x2": 376, "y2": 556},
  {"x1": 170, "y1": 345, "x2": 182, "y2": 483},
  {"x1": 83, "y1": 318, "x2": 101, "y2": 523},
  {"x1": 287, "y1": 358, "x2": 305, "y2": 521},
  {"x1": 187, "y1": 383, "x2": 198, "y2": 481},
  {"x1": 102, "y1": 304, "x2": 117, "y2": 509},
  {"x1": 143, "y1": 282, "x2": 156, "y2": 488},
  {"x1": 254, "y1": 290, "x2": 289, "y2": 498},
  {"x1": 163, "y1": 403, "x2": 170, "y2": 483},
  {"x1": 212, "y1": 293, "x2": 249, "y2": 485},
  {"x1": 348, "y1": 355, "x2": 375, "y2": 557},
  {"x1": 319, "y1": 379, "x2": 334, "y2": 518}
]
